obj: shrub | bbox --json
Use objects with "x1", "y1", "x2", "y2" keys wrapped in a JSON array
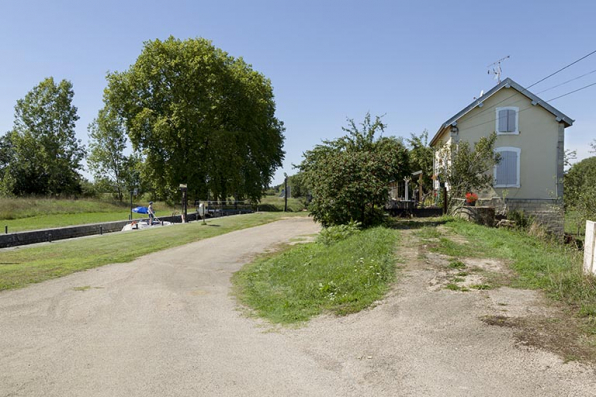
[{"x1": 317, "y1": 221, "x2": 361, "y2": 245}]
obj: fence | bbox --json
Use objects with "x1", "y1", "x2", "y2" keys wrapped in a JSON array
[{"x1": 195, "y1": 201, "x2": 254, "y2": 217}]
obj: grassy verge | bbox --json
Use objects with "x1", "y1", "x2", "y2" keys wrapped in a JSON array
[
  {"x1": 232, "y1": 227, "x2": 400, "y2": 324},
  {"x1": 440, "y1": 218, "x2": 596, "y2": 333},
  {"x1": 0, "y1": 212, "x2": 306, "y2": 291}
]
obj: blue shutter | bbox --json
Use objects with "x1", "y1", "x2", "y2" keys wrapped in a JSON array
[
  {"x1": 506, "y1": 109, "x2": 516, "y2": 132},
  {"x1": 498, "y1": 109, "x2": 508, "y2": 133},
  {"x1": 496, "y1": 150, "x2": 519, "y2": 186}
]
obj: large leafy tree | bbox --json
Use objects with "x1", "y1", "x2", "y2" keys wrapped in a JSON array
[
  {"x1": 565, "y1": 156, "x2": 596, "y2": 223},
  {"x1": 1, "y1": 77, "x2": 85, "y2": 196},
  {"x1": 103, "y1": 37, "x2": 284, "y2": 202},
  {"x1": 436, "y1": 132, "x2": 500, "y2": 207},
  {"x1": 87, "y1": 107, "x2": 139, "y2": 201},
  {"x1": 299, "y1": 114, "x2": 409, "y2": 227}
]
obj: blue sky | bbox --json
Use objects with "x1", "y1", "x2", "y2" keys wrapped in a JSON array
[{"x1": 1, "y1": 0, "x2": 595, "y2": 186}]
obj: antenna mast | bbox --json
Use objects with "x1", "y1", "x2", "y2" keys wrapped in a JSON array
[{"x1": 487, "y1": 55, "x2": 510, "y2": 83}]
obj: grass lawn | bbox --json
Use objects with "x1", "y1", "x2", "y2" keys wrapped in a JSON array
[
  {"x1": 232, "y1": 226, "x2": 400, "y2": 324},
  {"x1": 0, "y1": 212, "x2": 307, "y2": 291}
]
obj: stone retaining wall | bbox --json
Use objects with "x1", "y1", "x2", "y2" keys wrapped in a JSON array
[{"x1": 477, "y1": 198, "x2": 564, "y2": 236}]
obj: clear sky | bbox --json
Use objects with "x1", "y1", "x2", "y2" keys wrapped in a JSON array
[{"x1": 1, "y1": 0, "x2": 595, "y2": 186}]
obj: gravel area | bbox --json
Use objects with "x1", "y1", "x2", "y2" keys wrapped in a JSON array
[{"x1": 0, "y1": 218, "x2": 595, "y2": 396}]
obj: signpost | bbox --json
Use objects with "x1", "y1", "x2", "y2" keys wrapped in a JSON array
[{"x1": 179, "y1": 184, "x2": 188, "y2": 223}]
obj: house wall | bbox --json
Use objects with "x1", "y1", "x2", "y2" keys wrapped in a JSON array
[{"x1": 455, "y1": 87, "x2": 563, "y2": 201}]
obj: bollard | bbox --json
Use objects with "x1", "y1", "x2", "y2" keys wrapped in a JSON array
[
  {"x1": 48, "y1": 233, "x2": 52, "y2": 243},
  {"x1": 100, "y1": 226, "x2": 103, "y2": 235},
  {"x1": 4, "y1": 226, "x2": 7, "y2": 234}
]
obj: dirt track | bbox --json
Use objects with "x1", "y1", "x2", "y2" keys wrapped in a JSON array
[{"x1": 1, "y1": 217, "x2": 595, "y2": 396}]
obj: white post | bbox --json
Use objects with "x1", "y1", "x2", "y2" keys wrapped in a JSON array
[
  {"x1": 584, "y1": 220, "x2": 596, "y2": 276},
  {"x1": 404, "y1": 178, "x2": 410, "y2": 201}
]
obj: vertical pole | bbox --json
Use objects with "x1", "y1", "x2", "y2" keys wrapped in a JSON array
[
  {"x1": 442, "y1": 186, "x2": 448, "y2": 215},
  {"x1": 284, "y1": 174, "x2": 288, "y2": 212},
  {"x1": 4, "y1": 226, "x2": 7, "y2": 234},
  {"x1": 130, "y1": 190, "x2": 133, "y2": 221}
]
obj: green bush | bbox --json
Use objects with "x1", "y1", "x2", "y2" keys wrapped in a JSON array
[{"x1": 317, "y1": 221, "x2": 361, "y2": 245}]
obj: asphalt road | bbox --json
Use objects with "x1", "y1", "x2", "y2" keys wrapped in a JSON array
[{"x1": 1, "y1": 217, "x2": 595, "y2": 396}]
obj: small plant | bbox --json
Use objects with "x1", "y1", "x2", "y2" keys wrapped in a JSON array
[
  {"x1": 317, "y1": 221, "x2": 361, "y2": 245},
  {"x1": 448, "y1": 260, "x2": 466, "y2": 269}
]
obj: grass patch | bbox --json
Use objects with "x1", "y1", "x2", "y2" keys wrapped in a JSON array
[
  {"x1": 0, "y1": 212, "x2": 306, "y2": 291},
  {"x1": 415, "y1": 226, "x2": 441, "y2": 239},
  {"x1": 443, "y1": 218, "x2": 596, "y2": 334},
  {"x1": 232, "y1": 227, "x2": 399, "y2": 324},
  {"x1": 448, "y1": 260, "x2": 466, "y2": 269}
]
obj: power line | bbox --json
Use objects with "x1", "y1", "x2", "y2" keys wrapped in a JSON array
[
  {"x1": 535, "y1": 68, "x2": 596, "y2": 95},
  {"x1": 456, "y1": 80, "x2": 596, "y2": 134},
  {"x1": 452, "y1": 49, "x2": 596, "y2": 126},
  {"x1": 527, "y1": 49, "x2": 596, "y2": 89},
  {"x1": 546, "y1": 81, "x2": 596, "y2": 102}
]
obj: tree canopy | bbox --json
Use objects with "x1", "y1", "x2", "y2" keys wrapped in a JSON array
[
  {"x1": 87, "y1": 107, "x2": 140, "y2": 201},
  {"x1": 565, "y1": 156, "x2": 596, "y2": 222},
  {"x1": 436, "y1": 132, "x2": 500, "y2": 206},
  {"x1": 1, "y1": 77, "x2": 84, "y2": 196},
  {"x1": 299, "y1": 114, "x2": 409, "y2": 227},
  {"x1": 103, "y1": 36, "x2": 285, "y2": 202}
]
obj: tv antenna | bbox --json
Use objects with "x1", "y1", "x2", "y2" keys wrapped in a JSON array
[{"x1": 487, "y1": 55, "x2": 510, "y2": 83}]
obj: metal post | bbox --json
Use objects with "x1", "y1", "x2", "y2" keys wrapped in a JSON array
[
  {"x1": 100, "y1": 226, "x2": 103, "y2": 235},
  {"x1": 442, "y1": 185, "x2": 448, "y2": 215},
  {"x1": 4, "y1": 226, "x2": 7, "y2": 234},
  {"x1": 130, "y1": 190, "x2": 133, "y2": 221},
  {"x1": 284, "y1": 173, "x2": 288, "y2": 212}
]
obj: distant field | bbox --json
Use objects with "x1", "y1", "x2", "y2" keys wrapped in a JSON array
[{"x1": 256, "y1": 196, "x2": 306, "y2": 212}]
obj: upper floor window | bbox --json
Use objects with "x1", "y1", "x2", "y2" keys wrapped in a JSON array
[
  {"x1": 496, "y1": 107, "x2": 519, "y2": 135},
  {"x1": 494, "y1": 147, "x2": 521, "y2": 188}
]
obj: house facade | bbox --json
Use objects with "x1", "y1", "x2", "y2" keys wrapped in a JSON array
[{"x1": 430, "y1": 78, "x2": 574, "y2": 234}]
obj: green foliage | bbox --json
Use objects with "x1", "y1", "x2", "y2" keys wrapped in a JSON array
[
  {"x1": 232, "y1": 227, "x2": 399, "y2": 324},
  {"x1": 287, "y1": 172, "x2": 308, "y2": 198},
  {"x1": 565, "y1": 156, "x2": 596, "y2": 227},
  {"x1": 436, "y1": 132, "x2": 500, "y2": 207},
  {"x1": 316, "y1": 221, "x2": 361, "y2": 245},
  {"x1": 1, "y1": 78, "x2": 85, "y2": 196},
  {"x1": 507, "y1": 210, "x2": 533, "y2": 230},
  {"x1": 104, "y1": 36, "x2": 284, "y2": 203},
  {"x1": 406, "y1": 130, "x2": 434, "y2": 193},
  {"x1": 87, "y1": 107, "x2": 141, "y2": 201},
  {"x1": 299, "y1": 113, "x2": 409, "y2": 227}
]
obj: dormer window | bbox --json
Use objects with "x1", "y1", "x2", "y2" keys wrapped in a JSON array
[{"x1": 496, "y1": 107, "x2": 519, "y2": 135}]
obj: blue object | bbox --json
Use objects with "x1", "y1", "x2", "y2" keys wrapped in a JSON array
[{"x1": 132, "y1": 206, "x2": 148, "y2": 214}]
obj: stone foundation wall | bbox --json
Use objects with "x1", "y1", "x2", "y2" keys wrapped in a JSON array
[{"x1": 478, "y1": 198, "x2": 564, "y2": 236}]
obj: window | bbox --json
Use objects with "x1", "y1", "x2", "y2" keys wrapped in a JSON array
[
  {"x1": 496, "y1": 107, "x2": 519, "y2": 134},
  {"x1": 494, "y1": 147, "x2": 520, "y2": 188}
]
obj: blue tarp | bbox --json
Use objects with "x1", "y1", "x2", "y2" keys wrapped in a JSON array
[{"x1": 132, "y1": 206, "x2": 149, "y2": 214}]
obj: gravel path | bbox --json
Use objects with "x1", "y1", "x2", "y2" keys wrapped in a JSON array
[{"x1": 1, "y1": 218, "x2": 595, "y2": 396}]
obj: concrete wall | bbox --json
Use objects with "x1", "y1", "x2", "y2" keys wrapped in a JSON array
[{"x1": 0, "y1": 213, "x2": 200, "y2": 249}]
